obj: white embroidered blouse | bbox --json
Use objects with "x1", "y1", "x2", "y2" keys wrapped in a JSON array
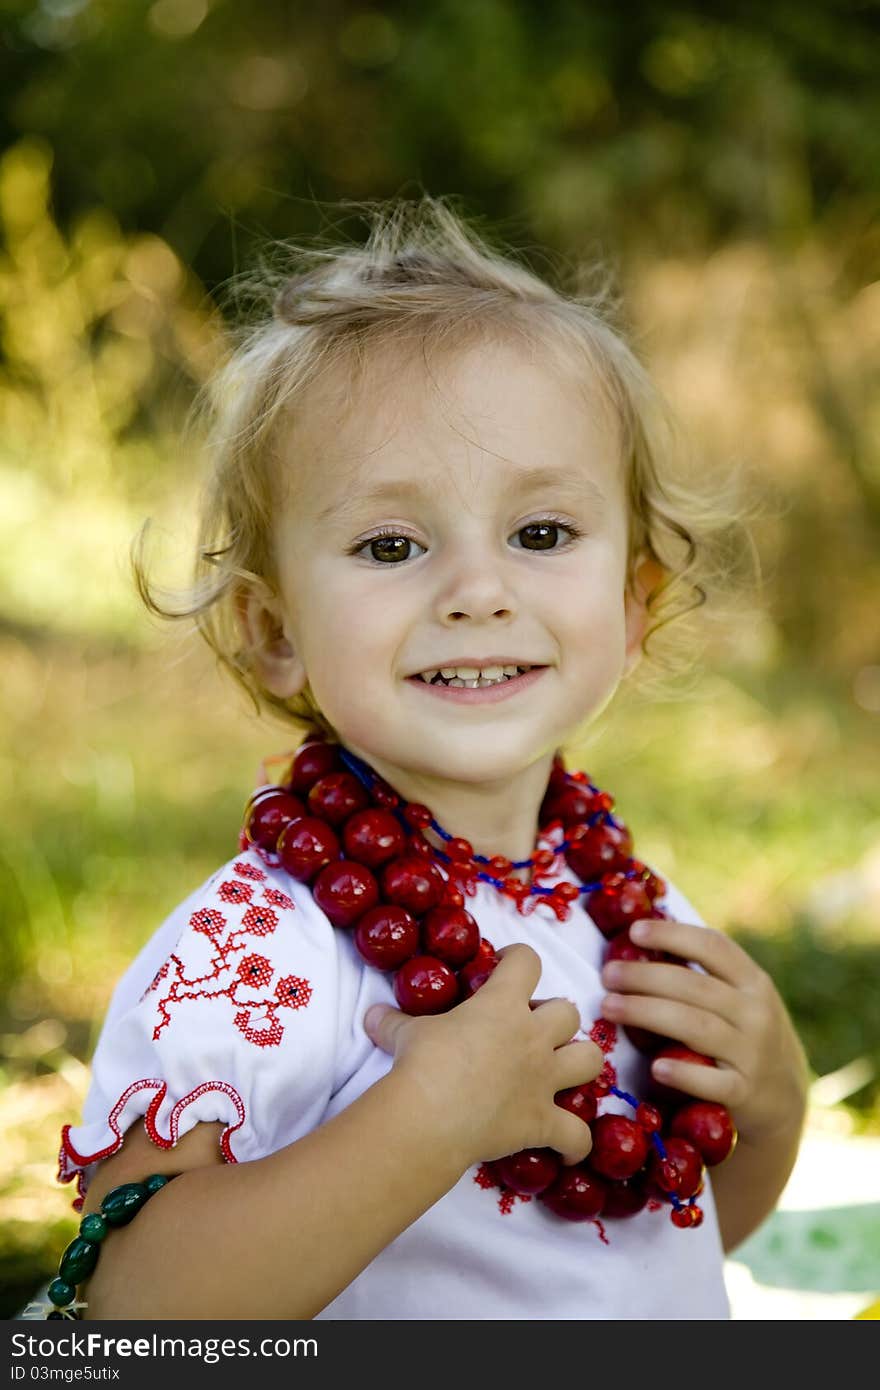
[{"x1": 59, "y1": 834, "x2": 731, "y2": 1321}]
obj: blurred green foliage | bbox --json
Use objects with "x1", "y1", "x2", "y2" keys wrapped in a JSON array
[{"x1": 1, "y1": 0, "x2": 879, "y2": 1319}]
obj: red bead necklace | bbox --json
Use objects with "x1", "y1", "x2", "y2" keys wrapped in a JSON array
[{"x1": 241, "y1": 738, "x2": 737, "y2": 1230}]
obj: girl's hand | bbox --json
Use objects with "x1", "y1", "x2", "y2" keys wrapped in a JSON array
[
  {"x1": 600, "y1": 917, "x2": 809, "y2": 1143},
  {"x1": 364, "y1": 943, "x2": 604, "y2": 1171}
]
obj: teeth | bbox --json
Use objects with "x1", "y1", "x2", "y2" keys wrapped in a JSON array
[{"x1": 414, "y1": 663, "x2": 537, "y2": 686}]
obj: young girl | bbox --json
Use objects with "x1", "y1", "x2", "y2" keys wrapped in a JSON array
[{"x1": 52, "y1": 199, "x2": 808, "y2": 1321}]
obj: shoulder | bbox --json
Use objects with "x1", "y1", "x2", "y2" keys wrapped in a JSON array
[
  {"x1": 106, "y1": 848, "x2": 357, "y2": 1019},
  {"x1": 60, "y1": 849, "x2": 370, "y2": 1200}
]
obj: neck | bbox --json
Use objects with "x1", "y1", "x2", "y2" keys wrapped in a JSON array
[{"x1": 342, "y1": 745, "x2": 557, "y2": 870}]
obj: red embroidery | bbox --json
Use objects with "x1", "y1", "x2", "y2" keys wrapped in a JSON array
[
  {"x1": 151, "y1": 858, "x2": 310, "y2": 1048},
  {"x1": 589, "y1": 1018, "x2": 618, "y2": 1054},
  {"x1": 57, "y1": 1077, "x2": 246, "y2": 1210},
  {"x1": 191, "y1": 907, "x2": 227, "y2": 937},
  {"x1": 263, "y1": 887, "x2": 294, "y2": 910},
  {"x1": 473, "y1": 1163, "x2": 532, "y2": 1214},
  {"x1": 140, "y1": 959, "x2": 170, "y2": 1001},
  {"x1": 240, "y1": 903, "x2": 279, "y2": 936},
  {"x1": 232, "y1": 860, "x2": 266, "y2": 881},
  {"x1": 218, "y1": 880, "x2": 254, "y2": 904}
]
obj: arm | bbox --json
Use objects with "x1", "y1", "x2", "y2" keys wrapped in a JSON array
[
  {"x1": 599, "y1": 917, "x2": 809, "y2": 1253},
  {"x1": 80, "y1": 945, "x2": 603, "y2": 1320}
]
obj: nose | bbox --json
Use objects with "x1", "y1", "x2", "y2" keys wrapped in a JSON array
[{"x1": 434, "y1": 542, "x2": 517, "y2": 625}]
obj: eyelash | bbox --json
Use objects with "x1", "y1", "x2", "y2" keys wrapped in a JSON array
[{"x1": 348, "y1": 516, "x2": 585, "y2": 564}]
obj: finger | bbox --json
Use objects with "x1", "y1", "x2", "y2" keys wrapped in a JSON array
[
  {"x1": 650, "y1": 1054, "x2": 744, "y2": 1108},
  {"x1": 553, "y1": 1039, "x2": 604, "y2": 1091},
  {"x1": 483, "y1": 942, "x2": 543, "y2": 997},
  {"x1": 600, "y1": 993, "x2": 739, "y2": 1063},
  {"x1": 629, "y1": 918, "x2": 755, "y2": 988},
  {"x1": 553, "y1": 1112, "x2": 594, "y2": 1166},
  {"x1": 363, "y1": 1003, "x2": 410, "y2": 1055},
  {"x1": 601, "y1": 958, "x2": 740, "y2": 1026},
  {"x1": 529, "y1": 996, "x2": 582, "y2": 1046}
]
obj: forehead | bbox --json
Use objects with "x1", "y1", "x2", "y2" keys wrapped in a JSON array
[{"x1": 275, "y1": 330, "x2": 625, "y2": 521}]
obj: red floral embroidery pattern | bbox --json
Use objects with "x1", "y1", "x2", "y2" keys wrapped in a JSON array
[
  {"x1": 218, "y1": 879, "x2": 254, "y2": 904},
  {"x1": 263, "y1": 887, "x2": 294, "y2": 910},
  {"x1": 151, "y1": 854, "x2": 309, "y2": 1049},
  {"x1": 232, "y1": 860, "x2": 266, "y2": 881},
  {"x1": 474, "y1": 1162, "x2": 532, "y2": 1215},
  {"x1": 589, "y1": 1018, "x2": 618, "y2": 1054}
]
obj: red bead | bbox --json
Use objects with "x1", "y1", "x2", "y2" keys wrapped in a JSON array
[
  {"x1": 245, "y1": 791, "x2": 306, "y2": 850},
  {"x1": 554, "y1": 1084, "x2": 598, "y2": 1125},
  {"x1": 381, "y1": 854, "x2": 445, "y2": 917},
  {"x1": 540, "y1": 785, "x2": 598, "y2": 829},
  {"x1": 565, "y1": 822, "x2": 633, "y2": 882},
  {"x1": 601, "y1": 1177, "x2": 649, "y2": 1219},
  {"x1": 644, "y1": 872, "x2": 666, "y2": 902},
  {"x1": 353, "y1": 905, "x2": 419, "y2": 970},
  {"x1": 457, "y1": 954, "x2": 498, "y2": 998},
  {"x1": 587, "y1": 1113, "x2": 649, "y2": 1181},
  {"x1": 446, "y1": 837, "x2": 474, "y2": 864},
  {"x1": 495, "y1": 1148, "x2": 560, "y2": 1197},
  {"x1": 648, "y1": 1138, "x2": 703, "y2": 1198},
  {"x1": 409, "y1": 835, "x2": 435, "y2": 858},
  {"x1": 605, "y1": 926, "x2": 665, "y2": 965},
  {"x1": 312, "y1": 859, "x2": 379, "y2": 928},
  {"x1": 307, "y1": 772, "x2": 370, "y2": 826},
  {"x1": 421, "y1": 906, "x2": 480, "y2": 967},
  {"x1": 440, "y1": 883, "x2": 465, "y2": 908},
  {"x1": 670, "y1": 1206, "x2": 693, "y2": 1229},
  {"x1": 369, "y1": 789, "x2": 400, "y2": 811},
  {"x1": 403, "y1": 803, "x2": 433, "y2": 828},
  {"x1": 288, "y1": 740, "x2": 342, "y2": 794},
  {"x1": 669, "y1": 1101, "x2": 737, "y2": 1166},
  {"x1": 635, "y1": 1103, "x2": 663, "y2": 1133},
  {"x1": 247, "y1": 783, "x2": 288, "y2": 808},
  {"x1": 487, "y1": 855, "x2": 512, "y2": 876},
  {"x1": 585, "y1": 878, "x2": 655, "y2": 939},
  {"x1": 276, "y1": 816, "x2": 340, "y2": 882},
  {"x1": 502, "y1": 876, "x2": 529, "y2": 901},
  {"x1": 532, "y1": 849, "x2": 555, "y2": 872},
  {"x1": 554, "y1": 882, "x2": 580, "y2": 902},
  {"x1": 475, "y1": 937, "x2": 497, "y2": 962},
  {"x1": 394, "y1": 955, "x2": 459, "y2": 1015},
  {"x1": 539, "y1": 1166, "x2": 607, "y2": 1221},
  {"x1": 342, "y1": 808, "x2": 407, "y2": 868},
  {"x1": 688, "y1": 1204, "x2": 704, "y2": 1227}
]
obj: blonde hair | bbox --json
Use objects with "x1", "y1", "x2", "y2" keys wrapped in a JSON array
[{"x1": 133, "y1": 196, "x2": 746, "y2": 739}]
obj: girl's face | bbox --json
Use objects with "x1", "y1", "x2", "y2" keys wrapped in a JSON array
[{"x1": 249, "y1": 336, "x2": 646, "y2": 792}]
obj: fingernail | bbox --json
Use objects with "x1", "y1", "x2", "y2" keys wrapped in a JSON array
[
  {"x1": 630, "y1": 921, "x2": 650, "y2": 941},
  {"x1": 363, "y1": 1005, "x2": 384, "y2": 1032}
]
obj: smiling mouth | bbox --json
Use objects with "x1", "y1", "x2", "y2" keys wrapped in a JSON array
[{"x1": 409, "y1": 664, "x2": 543, "y2": 689}]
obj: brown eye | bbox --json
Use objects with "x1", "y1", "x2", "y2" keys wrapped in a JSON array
[
  {"x1": 355, "y1": 530, "x2": 422, "y2": 564},
  {"x1": 369, "y1": 535, "x2": 413, "y2": 563},
  {"x1": 518, "y1": 522, "x2": 560, "y2": 551}
]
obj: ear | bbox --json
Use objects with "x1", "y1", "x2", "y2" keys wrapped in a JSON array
[
  {"x1": 235, "y1": 581, "x2": 307, "y2": 700},
  {"x1": 623, "y1": 554, "x2": 666, "y2": 676}
]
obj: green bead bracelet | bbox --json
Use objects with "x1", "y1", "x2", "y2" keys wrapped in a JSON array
[{"x1": 43, "y1": 1173, "x2": 178, "y2": 1319}]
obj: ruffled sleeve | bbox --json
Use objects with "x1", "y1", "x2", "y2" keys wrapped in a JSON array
[{"x1": 58, "y1": 848, "x2": 347, "y2": 1210}]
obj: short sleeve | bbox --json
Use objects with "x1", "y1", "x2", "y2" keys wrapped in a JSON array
[{"x1": 58, "y1": 848, "x2": 345, "y2": 1209}]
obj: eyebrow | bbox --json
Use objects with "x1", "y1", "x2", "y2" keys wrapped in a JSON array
[{"x1": 316, "y1": 466, "x2": 607, "y2": 526}]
